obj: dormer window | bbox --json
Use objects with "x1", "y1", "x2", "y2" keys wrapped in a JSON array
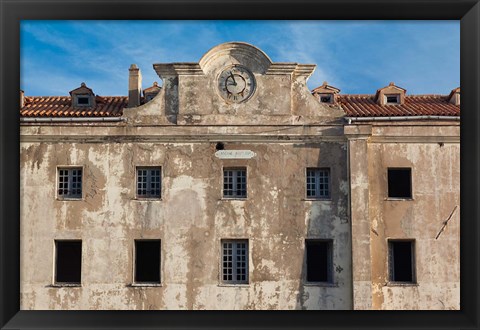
[
  {"x1": 69, "y1": 82, "x2": 95, "y2": 108},
  {"x1": 312, "y1": 82, "x2": 340, "y2": 105},
  {"x1": 145, "y1": 94, "x2": 156, "y2": 102},
  {"x1": 143, "y1": 82, "x2": 161, "y2": 104},
  {"x1": 76, "y1": 95, "x2": 91, "y2": 106},
  {"x1": 320, "y1": 94, "x2": 333, "y2": 104},
  {"x1": 375, "y1": 82, "x2": 406, "y2": 106},
  {"x1": 448, "y1": 87, "x2": 460, "y2": 106},
  {"x1": 385, "y1": 94, "x2": 400, "y2": 105}
]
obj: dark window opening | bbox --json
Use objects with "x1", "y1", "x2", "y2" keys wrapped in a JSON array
[
  {"x1": 135, "y1": 240, "x2": 161, "y2": 283},
  {"x1": 145, "y1": 94, "x2": 156, "y2": 102},
  {"x1": 216, "y1": 142, "x2": 225, "y2": 150},
  {"x1": 77, "y1": 96, "x2": 90, "y2": 105},
  {"x1": 389, "y1": 240, "x2": 415, "y2": 283},
  {"x1": 388, "y1": 168, "x2": 412, "y2": 198},
  {"x1": 386, "y1": 95, "x2": 399, "y2": 104},
  {"x1": 306, "y1": 240, "x2": 333, "y2": 283},
  {"x1": 320, "y1": 95, "x2": 332, "y2": 103},
  {"x1": 55, "y1": 240, "x2": 82, "y2": 284}
]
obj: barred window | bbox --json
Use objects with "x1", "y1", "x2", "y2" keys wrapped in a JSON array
[
  {"x1": 306, "y1": 168, "x2": 330, "y2": 198},
  {"x1": 136, "y1": 167, "x2": 161, "y2": 198},
  {"x1": 58, "y1": 168, "x2": 82, "y2": 199},
  {"x1": 222, "y1": 240, "x2": 248, "y2": 284},
  {"x1": 223, "y1": 168, "x2": 247, "y2": 198}
]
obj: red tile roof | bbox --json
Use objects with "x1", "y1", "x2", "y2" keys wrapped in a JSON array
[
  {"x1": 338, "y1": 94, "x2": 460, "y2": 117},
  {"x1": 20, "y1": 93, "x2": 460, "y2": 118},
  {"x1": 20, "y1": 95, "x2": 128, "y2": 117}
]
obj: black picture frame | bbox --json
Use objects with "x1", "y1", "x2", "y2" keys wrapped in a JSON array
[{"x1": 1, "y1": 0, "x2": 478, "y2": 329}]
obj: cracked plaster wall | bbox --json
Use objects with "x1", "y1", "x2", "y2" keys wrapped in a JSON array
[
  {"x1": 348, "y1": 123, "x2": 460, "y2": 310},
  {"x1": 20, "y1": 139, "x2": 351, "y2": 310}
]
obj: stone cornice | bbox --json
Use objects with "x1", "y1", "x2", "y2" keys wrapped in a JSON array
[
  {"x1": 265, "y1": 63, "x2": 298, "y2": 75},
  {"x1": 265, "y1": 63, "x2": 316, "y2": 78},
  {"x1": 369, "y1": 136, "x2": 459, "y2": 143},
  {"x1": 20, "y1": 134, "x2": 347, "y2": 144},
  {"x1": 153, "y1": 63, "x2": 204, "y2": 77}
]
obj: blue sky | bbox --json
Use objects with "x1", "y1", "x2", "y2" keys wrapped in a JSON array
[{"x1": 21, "y1": 20, "x2": 459, "y2": 96}]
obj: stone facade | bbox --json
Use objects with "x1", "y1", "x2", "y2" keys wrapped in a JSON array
[{"x1": 20, "y1": 42, "x2": 459, "y2": 310}]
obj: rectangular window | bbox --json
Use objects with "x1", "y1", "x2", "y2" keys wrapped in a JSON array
[
  {"x1": 320, "y1": 94, "x2": 332, "y2": 103},
  {"x1": 134, "y1": 240, "x2": 161, "y2": 283},
  {"x1": 388, "y1": 168, "x2": 412, "y2": 198},
  {"x1": 223, "y1": 168, "x2": 247, "y2": 198},
  {"x1": 222, "y1": 240, "x2": 248, "y2": 284},
  {"x1": 306, "y1": 168, "x2": 330, "y2": 199},
  {"x1": 55, "y1": 240, "x2": 82, "y2": 284},
  {"x1": 58, "y1": 167, "x2": 82, "y2": 199},
  {"x1": 386, "y1": 94, "x2": 400, "y2": 104},
  {"x1": 306, "y1": 240, "x2": 333, "y2": 283},
  {"x1": 77, "y1": 96, "x2": 90, "y2": 105},
  {"x1": 136, "y1": 167, "x2": 161, "y2": 198},
  {"x1": 389, "y1": 240, "x2": 415, "y2": 283}
]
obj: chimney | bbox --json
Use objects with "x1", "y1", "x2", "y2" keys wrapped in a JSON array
[
  {"x1": 128, "y1": 64, "x2": 142, "y2": 107},
  {"x1": 20, "y1": 89, "x2": 26, "y2": 108}
]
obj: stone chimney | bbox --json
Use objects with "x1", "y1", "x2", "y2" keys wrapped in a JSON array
[
  {"x1": 20, "y1": 90, "x2": 25, "y2": 108},
  {"x1": 128, "y1": 64, "x2": 142, "y2": 107}
]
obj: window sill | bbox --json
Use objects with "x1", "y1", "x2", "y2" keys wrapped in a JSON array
[
  {"x1": 48, "y1": 283, "x2": 82, "y2": 288},
  {"x1": 132, "y1": 198, "x2": 162, "y2": 202},
  {"x1": 304, "y1": 282, "x2": 338, "y2": 287},
  {"x1": 385, "y1": 282, "x2": 418, "y2": 287},
  {"x1": 302, "y1": 198, "x2": 332, "y2": 202},
  {"x1": 217, "y1": 283, "x2": 250, "y2": 287},
  {"x1": 385, "y1": 198, "x2": 414, "y2": 201},
  {"x1": 220, "y1": 198, "x2": 247, "y2": 201},
  {"x1": 128, "y1": 283, "x2": 163, "y2": 287},
  {"x1": 56, "y1": 198, "x2": 84, "y2": 201}
]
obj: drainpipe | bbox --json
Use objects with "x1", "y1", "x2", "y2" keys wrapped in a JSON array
[
  {"x1": 346, "y1": 116, "x2": 459, "y2": 123},
  {"x1": 20, "y1": 117, "x2": 126, "y2": 123}
]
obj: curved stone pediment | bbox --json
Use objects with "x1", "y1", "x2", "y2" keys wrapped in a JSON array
[{"x1": 199, "y1": 41, "x2": 272, "y2": 75}]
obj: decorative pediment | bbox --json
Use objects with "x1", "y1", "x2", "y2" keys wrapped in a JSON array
[
  {"x1": 144, "y1": 42, "x2": 343, "y2": 125},
  {"x1": 199, "y1": 42, "x2": 272, "y2": 75}
]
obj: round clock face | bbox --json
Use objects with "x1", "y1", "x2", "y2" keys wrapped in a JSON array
[{"x1": 218, "y1": 65, "x2": 256, "y2": 103}]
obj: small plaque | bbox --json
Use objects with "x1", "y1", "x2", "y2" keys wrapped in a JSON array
[{"x1": 215, "y1": 150, "x2": 256, "y2": 159}]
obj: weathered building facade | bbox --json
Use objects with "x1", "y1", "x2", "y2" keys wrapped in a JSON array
[{"x1": 20, "y1": 42, "x2": 460, "y2": 310}]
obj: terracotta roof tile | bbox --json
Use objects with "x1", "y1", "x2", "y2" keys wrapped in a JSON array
[
  {"x1": 338, "y1": 94, "x2": 460, "y2": 117},
  {"x1": 20, "y1": 96, "x2": 128, "y2": 117},
  {"x1": 21, "y1": 93, "x2": 460, "y2": 118}
]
